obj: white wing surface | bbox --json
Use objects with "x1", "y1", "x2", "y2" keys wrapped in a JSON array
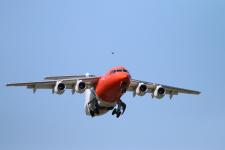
[
  {"x1": 128, "y1": 79, "x2": 200, "y2": 99},
  {"x1": 6, "y1": 76, "x2": 100, "y2": 93}
]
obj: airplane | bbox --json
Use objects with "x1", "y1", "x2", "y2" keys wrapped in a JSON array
[{"x1": 6, "y1": 66, "x2": 200, "y2": 118}]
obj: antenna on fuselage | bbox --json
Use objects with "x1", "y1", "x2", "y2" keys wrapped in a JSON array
[{"x1": 85, "y1": 73, "x2": 90, "y2": 77}]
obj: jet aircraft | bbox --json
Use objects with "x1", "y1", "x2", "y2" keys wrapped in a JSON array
[{"x1": 7, "y1": 66, "x2": 200, "y2": 118}]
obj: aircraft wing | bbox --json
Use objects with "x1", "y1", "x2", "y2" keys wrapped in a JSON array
[
  {"x1": 44, "y1": 74, "x2": 96, "y2": 80},
  {"x1": 128, "y1": 79, "x2": 200, "y2": 98},
  {"x1": 6, "y1": 76, "x2": 100, "y2": 92}
]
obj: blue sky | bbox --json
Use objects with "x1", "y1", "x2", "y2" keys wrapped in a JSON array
[{"x1": 0, "y1": 0, "x2": 225, "y2": 150}]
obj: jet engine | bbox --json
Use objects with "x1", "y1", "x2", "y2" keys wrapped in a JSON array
[
  {"x1": 74, "y1": 80, "x2": 86, "y2": 93},
  {"x1": 136, "y1": 83, "x2": 148, "y2": 96},
  {"x1": 153, "y1": 85, "x2": 166, "y2": 99},
  {"x1": 54, "y1": 81, "x2": 66, "y2": 94}
]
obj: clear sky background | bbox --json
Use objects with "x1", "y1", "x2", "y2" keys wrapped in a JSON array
[{"x1": 0, "y1": 0, "x2": 225, "y2": 150}]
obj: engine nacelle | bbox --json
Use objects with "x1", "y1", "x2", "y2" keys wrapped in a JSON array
[
  {"x1": 136, "y1": 83, "x2": 148, "y2": 96},
  {"x1": 153, "y1": 85, "x2": 166, "y2": 99},
  {"x1": 54, "y1": 81, "x2": 66, "y2": 94},
  {"x1": 75, "y1": 80, "x2": 86, "y2": 93}
]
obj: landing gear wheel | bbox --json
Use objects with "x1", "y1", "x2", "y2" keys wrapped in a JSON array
[
  {"x1": 94, "y1": 102, "x2": 100, "y2": 115},
  {"x1": 112, "y1": 100, "x2": 127, "y2": 118},
  {"x1": 94, "y1": 107, "x2": 99, "y2": 115},
  {"x1": 88, "y1": 99, "x2": 100, "y2": 117},
  {"x1": 112, "y1": 109, "x2": 117, "y2": 115},
  {"x1": 116, "y1": 111, "x2": 121, "y2": 118},
  {"x1": 90, "y1": 110, "x2": 95, "y2": 117},
  {"x1": 121, "y1": 101, "x2": 126, "y2": 114}
]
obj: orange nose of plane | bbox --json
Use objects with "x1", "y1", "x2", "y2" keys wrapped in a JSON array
[
  {"x1": 118, "y1": 73, "x2": 130, "y2": 93},
  {"x1": 119, "y1": 73, "x2": 129, "y2": 81}
]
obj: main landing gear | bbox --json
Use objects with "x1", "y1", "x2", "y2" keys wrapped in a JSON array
[
  {"x1": 89, "y1": 99, "x2": 100, "y2": 117},
  {"x1": 112, "y1": 100, "x2": 126, "y2": 118},
  {"x1": 88, "y1": 99, "x2": 126, "y2": 118},
  {"x1": 88, "y1": 99, "x2": 114, "y2": 117}
]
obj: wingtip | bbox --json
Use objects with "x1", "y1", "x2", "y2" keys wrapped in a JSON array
[
  {"x1": 195, "y1": 91, "x2": 201, "y2": 95},
  {"x1": 6, "y1": 83, "x2": 14, "y2": 86},
  {"x1": 5, "y1": 83, "x2": 21, "y2": 87},
  {"x1": 6, "y1": 83, "x2": 10, "y2": 86}
]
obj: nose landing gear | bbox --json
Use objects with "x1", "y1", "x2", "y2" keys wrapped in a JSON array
[{"x1": 112, "y1": 100, "x2": 126, "y2": 118}]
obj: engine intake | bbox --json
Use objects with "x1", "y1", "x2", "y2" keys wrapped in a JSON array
[
  {"x1": 153, "y1": 85, "x2": 166, "y2": 99},
  {"x1": 75, "y1": 80, "x2": 86, "y2": 93},
  {"x1": 54, "y1": 81, "x2": 66, "y2": 94},
  {"x1": 136, "y1": 83, "x2": 148, "y2": 96}
]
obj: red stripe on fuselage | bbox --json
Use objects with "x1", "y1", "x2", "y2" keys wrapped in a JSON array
[{"x1": 95, "y1": 66, "x2": 131, "y2": 104}]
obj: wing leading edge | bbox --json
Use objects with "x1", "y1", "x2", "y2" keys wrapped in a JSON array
[
  {"x1": 6, "y1": 76, "x2": 100, "y2": 92},
  {"x1": 6, "y1": 76, "x2": 200, "y2": 98}
]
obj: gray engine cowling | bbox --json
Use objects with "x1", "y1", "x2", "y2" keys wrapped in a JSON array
[
  {"x1": 75, "y1": 80, "x2": 86, "y2": 93},
  {"x1": 136, "y1": 83, "x2": 148, "y2": 96},
  {"x1": 54, "y1": 81, "x2": 66, "y2": 94},
  {"x1": 153, "y1": 85, "x2": 166, "y2": 99}
]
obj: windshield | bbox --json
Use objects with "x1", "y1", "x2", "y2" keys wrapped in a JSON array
[{"x1": 111, "y1": 69, "x2": 129, "y2": 74}]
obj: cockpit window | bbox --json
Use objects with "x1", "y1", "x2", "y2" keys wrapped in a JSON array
[
  {"x1": 110, "y1": 69, "x2": 129, "y2": 74},
  {"x1": 111, "y1": 70, "x2": 117, "y2": 74}
]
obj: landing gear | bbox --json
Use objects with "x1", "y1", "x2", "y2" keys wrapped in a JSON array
[
  {"x1": 112, "y1": 100, "x2": 126, "y2": 118},
  {"x1": 90, "y1": 110, "x2": 95, "y2": 117},
  {"x1": 88, "y1": 98, "x2": 126, "y2": 118},
  {"x1": 89, "y1": 100, "x2": 114, "y2": 117},
  {"x1": 88, "y1": 99, "x2": 100, "y2": 117}
]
